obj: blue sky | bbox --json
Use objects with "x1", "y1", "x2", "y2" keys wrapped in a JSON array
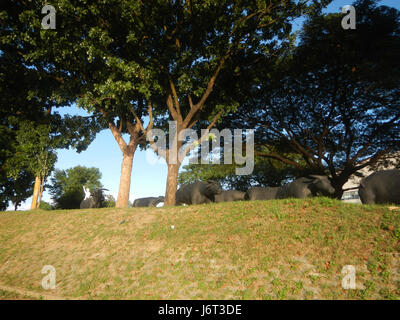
[
  {"x1": 44, "y1": 106, "x2": 171, "y2": 206},
  {"x1": 12, "y1": 0, "x2": 400, "y2": 210}
]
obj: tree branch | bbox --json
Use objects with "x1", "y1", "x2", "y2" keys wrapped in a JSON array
[
  {"x1": 181, "y1": 111, "x2": 223, "y2": 159},
  {"x1": 169, "y1": 78, "x2": 183, "y2": 122},
  {"x1": 255, "y1": 150, "x2": 304, "y2": 169},
  {"x1": 99, "y1": 108, "x2": 128, "y2": 153},
  {"x1": 183, "y1": 51, "x2": 230, "y2": 127}
]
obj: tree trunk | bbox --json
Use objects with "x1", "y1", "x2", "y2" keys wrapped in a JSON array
[
  {"x1": 164, "y1": 163, "x2": 180, "y2": 206},
  {"x1": 37, "y1": 175, "x2": 45, "y2": 208},
  {"x1": 333, "y1": 186, "x2": 345, "y2": 200},
  {"x1": 31, "y1": 175, "x2": 41, "y2": 210},
  {"x1": 116, "y1": 152, "x2": 135, "y2": 208},
  {"x1": 37, "y1": 190, "x2": 43, "y2": 208},
  {"x1": 331, "y1": 175, "x2": 350, "y2": 200}
]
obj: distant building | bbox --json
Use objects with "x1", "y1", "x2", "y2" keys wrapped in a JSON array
[
  {"x1": 341, "y1": 189, "x2": 362, "y2": 203},
  {"x1": 341, "y1": 152, "x2": 400, "y2": 203}
]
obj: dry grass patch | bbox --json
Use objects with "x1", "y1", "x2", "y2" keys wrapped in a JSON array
[{"x1": 0, "y1": 198, "x2": 399, "y2": 300}]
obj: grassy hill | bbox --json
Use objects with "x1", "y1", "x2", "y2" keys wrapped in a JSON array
[{"x1": 0, "y1": 198, "x2": 399, "y2": 300}]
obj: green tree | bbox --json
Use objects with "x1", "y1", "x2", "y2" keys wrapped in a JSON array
[
  {"x1": 232, "y1": 0, "x2": 400, "y2": 198},
  {"x1": 179, "y1": 142, "x2": 306, "y2": 190},
  {"x1": 5, "y1": 120, "x2": 57, "y2": 210},
  {"x1": 103, "y1": 194, "x2": 116, "y2": 208},
  {"x1": 127, "y1": 0, "x2": 330, "y2": 205},
  {"x1": 49, "y1": 166, "x2": 103, "y2": 209},
  {"x1": 1, "y1": 114, "x2": 101, "y2": 211},
  {"x1": 179, "y1": 157, "x2": 302, "y2": 192},
  {"x1": 0, "y1": 170, "x2": 35, "y2": 211},
  {"x1": 0, "y1": 31, "x2": 55, "y2": 210},
  {"x1": 1, "y1": 6, "x2": 102, "y2": 210},
  {"x1": 39, "y1": 201, "x2": 53, "y2": 211}
]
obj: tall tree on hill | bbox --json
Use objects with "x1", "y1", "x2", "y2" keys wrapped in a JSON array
[
  {"x1": 5, "y1": 120, "x2": 57, "y2": 210},
  {"x1": 228, "y1": 0, "x2": 400, "y2": 198},
  {"x1": 3, "y1": 116, "x2": 100, "y2": 210},
  {"x1": 49, "y1": 166, "x2": 103, "y2": 209},
  {"x1": 5, "y1": 0, "x2": 331, "y2": 206},
  {"x1": 131, "y1": 0, "x2": 330, "y2": 205},
  {"x1": 1, "y1": 4, "x2": 103, "y2": 210}
]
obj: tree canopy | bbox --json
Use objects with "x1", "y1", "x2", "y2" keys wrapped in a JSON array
[
  {"x1": 222, "y1": 0, "x2": 400, "y2": 197},
  {"x1": 1, "y1": 4, "x2": 103, "y2": 210},
  {"x1": 49, "y1": 165, "x2": 103, "y2": 209}
]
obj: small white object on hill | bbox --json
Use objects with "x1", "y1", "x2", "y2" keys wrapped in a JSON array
[{"x1": 83, "y1": 186, "x2": 91, "y2": 200}]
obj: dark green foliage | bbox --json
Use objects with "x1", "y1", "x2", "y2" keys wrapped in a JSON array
[
  {"x1": 227, "y1": 0, "x2": 400, "y2": 197},
  {"x1": 49, "y1": 166, "x2": 103, "y2": 209},
  {"x1": 0, "y1": 170, "x2": 35, "y2": 211},
  {"x1": 0, "y1": 114, "x2": 102, "y2": 210},
  {"x1": 0, "y1": 2, "x2": 104, "y2": 210},
  {"x1": 103, "y1": 194, "x2": 116, "y2": 208},
  {"x1": 39, "y1": 201, "x2": 53, "y2": 211},
  {"x1": 179, "y1": 155, "x2": 303, "y2": 192}
]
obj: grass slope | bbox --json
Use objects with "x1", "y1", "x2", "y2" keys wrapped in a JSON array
[{"x1": 0, "y1": 198, "x2": 399, "y2": 300}]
